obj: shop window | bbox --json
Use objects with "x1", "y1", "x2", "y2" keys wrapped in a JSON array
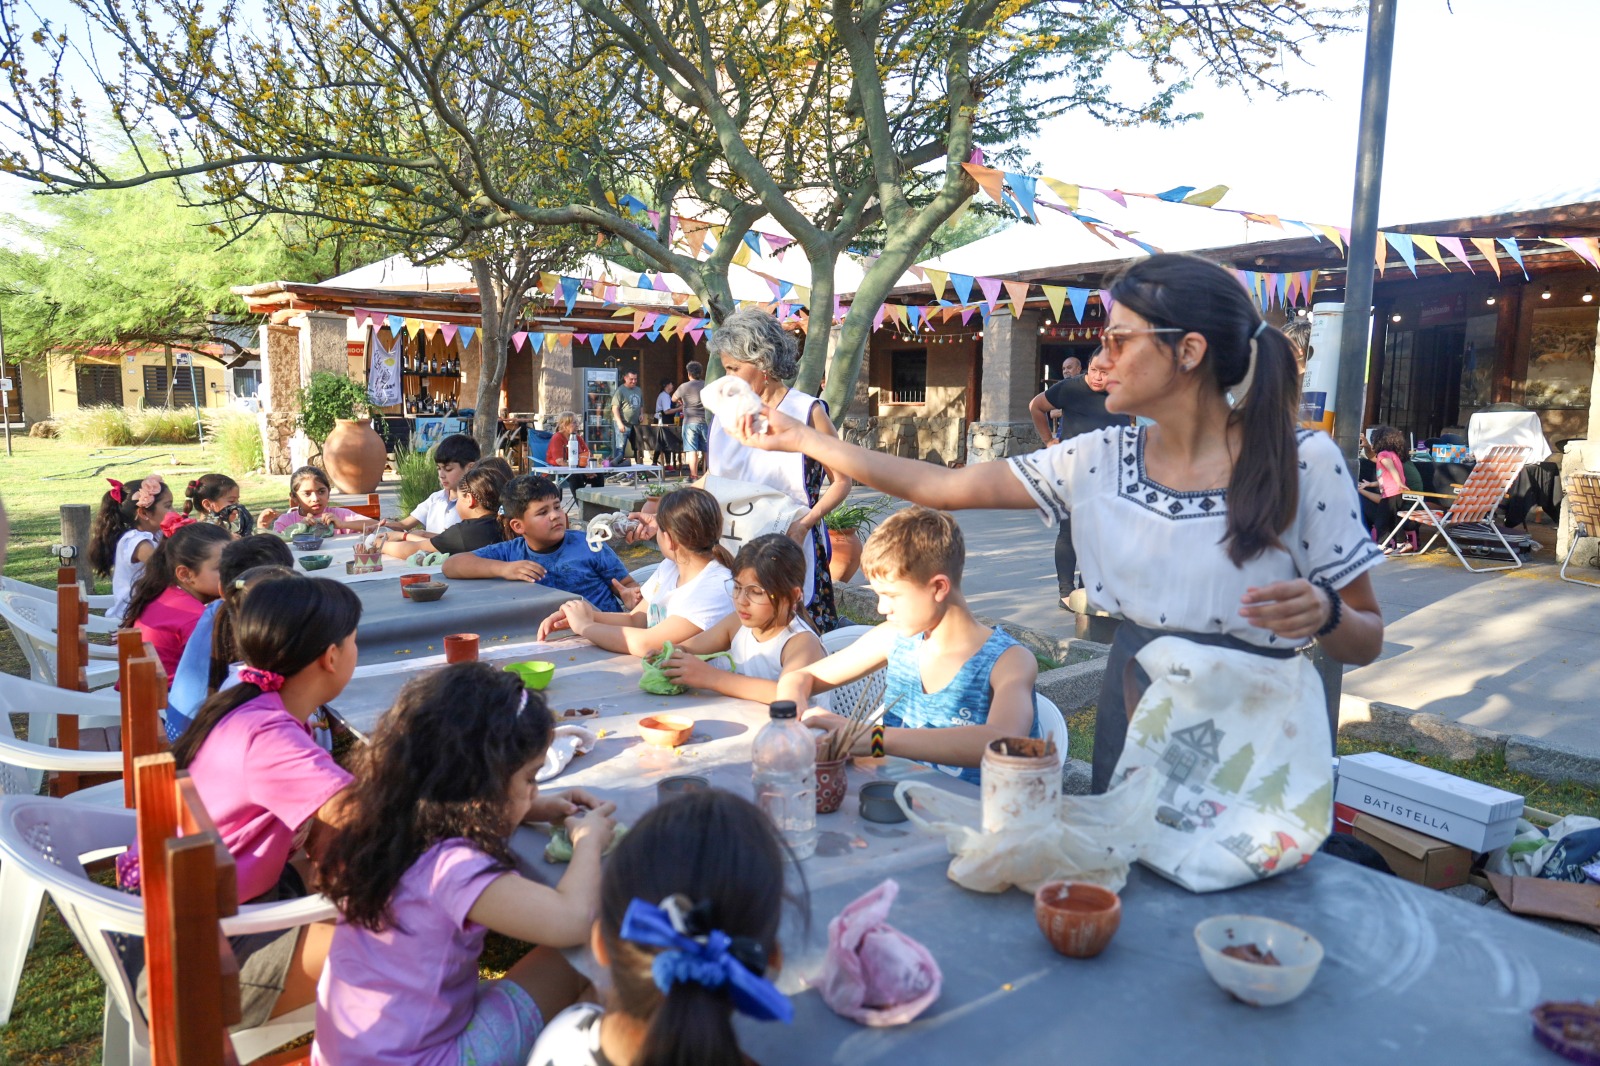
[
  {"x1": 889, "y1": 348, "x2": 927, "y2": 404},
  {"x1": 142, "y1": 365, "x2": 207, "y2": 408}
]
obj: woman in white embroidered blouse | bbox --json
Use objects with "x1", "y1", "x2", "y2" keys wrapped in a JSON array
[{"x1": 730, "y1": 254, "x2": 1384, "y2": 791}]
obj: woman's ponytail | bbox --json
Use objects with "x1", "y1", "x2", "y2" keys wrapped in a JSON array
[
  {"x1": 1225, "y1": 325, "x2": 1300, "y2": 565},
  {"x1": 635, "y1": 984, "x2": 743, "y2": 1066}
]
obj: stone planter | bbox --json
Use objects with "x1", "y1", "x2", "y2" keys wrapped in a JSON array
[
  {"x1": 828, "y1": 528, "x2": 864, "y2": 584},
  {"x1": 322, "y1": 419, "x2": 387, "y2": 494}
]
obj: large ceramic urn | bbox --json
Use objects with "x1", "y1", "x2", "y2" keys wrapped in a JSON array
[{"x1": 321, "y1": 419, "x2": 387, "y2": 494}]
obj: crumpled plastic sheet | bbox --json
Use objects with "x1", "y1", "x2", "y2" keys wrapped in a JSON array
[
  {"x1": 817, "y1": 879, "x2": 942, "y2": 1027},
  {"x1": 894, "y1": 766, "x2": 1160, "y2": 894}
]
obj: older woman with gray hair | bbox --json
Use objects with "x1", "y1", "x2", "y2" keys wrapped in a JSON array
[{"x1": 703, "y1": 309, "x2": 853, "y2": 628}]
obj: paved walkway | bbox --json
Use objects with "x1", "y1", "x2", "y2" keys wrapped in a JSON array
[{"x1": 847, "y1": 491, "x2": 1600, "y2": 754}]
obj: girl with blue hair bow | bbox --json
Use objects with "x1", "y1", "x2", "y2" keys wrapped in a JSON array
[{"x1": 532, "y1": 789, "x2": 803, "y2": 1066}]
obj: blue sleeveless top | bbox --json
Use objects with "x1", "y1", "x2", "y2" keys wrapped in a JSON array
[{"x1": 883, "y1": 627, "x2": 1038, "y2": 784}]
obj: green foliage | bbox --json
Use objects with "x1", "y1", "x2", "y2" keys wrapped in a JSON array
[
  {"x1": 397, "y1": 446, "x2": 439, "y2": 515},
  {"x1": 55, "y1": 404, "x2": 200, "y2": 445},
  {"x1": 295, "y1": 372, "x2": 375, "y2": 447},
  {"x1": 824, "y1": 497, "x2": 890, "y2": 534},
  {"x1": 206, "y1": 409, "x2": 265, "y2": 474}
]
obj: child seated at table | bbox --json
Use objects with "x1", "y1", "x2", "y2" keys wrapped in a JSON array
[
  {"x1": 536, "y1": 486, "x2": 733, "y2": 656},
  {"x1": 313, "y1": 663, "x2": 615, "y2": 1066},
  {"x1": 442, "y1": 474, "x2": 634, "y2": 611},
  {"x1": 658, "y1": 533, "x2": 826, "y2": 704},
  {"x1": 529, "y1": 789, "x2": 793, "y2": 1066},
  {"x1": 257, "y1": 465, "x2": 373, "y2": 534},
  {"x1": 381, "y1": 461, "x2": 509, "y2": 558},
  {"x1": 166, "y1": 534, "x2": 295, "y2": 741},
  {"x1": 184, "y1": 473, "x2": 252, "y2": 537},
  {"x1": 123, "y1": 521, "x2": 231, "y2": 671},
  {"x1": 119, "y1": 573, "x2": 362, "y2": 1032},
  {"x1": 381, "y1": 432, "x2": 479, "y2": 535},
  {"x1": 776, "y1": 506, "x2": 1038, "y2": 784}
]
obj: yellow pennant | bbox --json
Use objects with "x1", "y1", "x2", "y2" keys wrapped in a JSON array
[
  {"x1": 1312, "y1": 225, "x2": 1345, "y2": 254},
  {"x1": 731, "y1": 242, "x2": 754, "y2": 267},
  {"x1": 1042, "y1": 284, "x2": 1067, "y2": 322},
  {"x1": 1182, "y1": 185, "x2": 1230, "y2": 207},
  {"x1": 924, "y1": 269, "x2": 949, "y2": 301},
  {"x1": 1412, "y1": 234, "x2": 1449, "y2": 271},
  {"x1": 1041, "y1": 177, "x2": 1080, "y2": 211}
]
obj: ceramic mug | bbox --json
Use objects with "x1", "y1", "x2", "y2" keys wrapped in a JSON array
[{"x1": 444, "y1": 633, "x2": 479, "y2": 663}]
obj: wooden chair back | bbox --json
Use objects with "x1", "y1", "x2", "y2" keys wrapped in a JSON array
[
  {"x1": 1441, "y1": 445, "x2": 1529, "y2": 525},
  {"x1": 346, "y1": 493, "x2": 382, "y2": 521},
  {"x1": 52, "y1": 569, "x2": 89, "y2": 793},
  {"x1": 136, "y1": 751, "x2": 243, "y2": 1066},
  {"x1": 120, "y1": 637, "x2": 167, "y2": 807}
]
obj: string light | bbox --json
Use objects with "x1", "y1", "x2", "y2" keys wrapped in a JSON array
[
  {"x1": 1541, "y1": 287, "x2": 1552, "y2": 300},
  {"x1": 1390, "y1": 313, "x2": 1403, "y2": 323},
  {"x1": 1585, "y1": 288, "x2": 1594, "y2": 304},
  {"x1": 1485, "y1": 295, "x2": 1496, "y2": 306}
]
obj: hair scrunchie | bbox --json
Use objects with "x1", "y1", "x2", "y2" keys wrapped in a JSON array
[
  {"x1": 238, "y1": 666, "x2": 286, "y2": 692},
  {"x1": 621, "y1": 896, "x2": 791, "y2": 1023}
]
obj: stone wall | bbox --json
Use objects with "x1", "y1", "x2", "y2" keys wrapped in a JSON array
[
  {"x1": 539, "y1": 334, "x2": 575, "y2": 416},
  {"x1": 258, "y1": 323, "x2": 301, "y2": 474},
  {"x1": 966, "y1": 420, "x2": 1040, "y2": 464},
  {"x1": 869, "y1": 413, "x2": 967, "y2": 466}
]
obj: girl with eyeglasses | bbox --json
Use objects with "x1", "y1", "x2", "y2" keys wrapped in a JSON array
[
  {"x1": 659, "y1": 533, "x2": 828, "y2": 706},
  {"x1": 729, "y1": 253, "x2": 1384, "y2": 794}
]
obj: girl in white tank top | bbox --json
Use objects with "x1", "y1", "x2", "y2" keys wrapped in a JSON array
[{"x1": 660, "y1": 533, "x2": 828, "y2": 708}]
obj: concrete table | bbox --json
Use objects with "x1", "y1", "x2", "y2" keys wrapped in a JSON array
[
  {"x1": 346, "y1": 582, "x2": 571, "y2": 664},
  {"x1": 286, "y1": 533, "x2": 442, "y2": 586}
]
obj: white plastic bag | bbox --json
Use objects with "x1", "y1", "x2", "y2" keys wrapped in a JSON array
[
  {"x1": 1113, "y1": 636, "x2": 1333, "y2": 893},
  {"x1": 894, "y1": 767, "x2": 1159, "y2": 894}
]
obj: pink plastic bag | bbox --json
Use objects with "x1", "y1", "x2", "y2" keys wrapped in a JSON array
[{"x1": 817, "y1": 879, "x2": 941, "y2": 1027}]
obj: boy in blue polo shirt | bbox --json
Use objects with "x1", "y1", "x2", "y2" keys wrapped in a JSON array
[{"x1": 441, "y1": 474, "x2": 633, "y2": 611}]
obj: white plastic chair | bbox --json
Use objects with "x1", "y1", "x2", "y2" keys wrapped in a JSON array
[
  {"x1": 0, "y1": 795, "x2": 334, "y2": 1065},
  {"x1": 630, "y1": 562, "x2": 659, "y2": 584},
  {"x1": 0, "y1": 591, "x2": 120, "y2": 689},
  {"x1": 819, "y1": 625, "x2": 884, "y2": 720},
  {"x1": 1, "y1": 575, "x2": 117, "y2": 614},
  {"x1": 1035, "y1": 693, "x2": 1069, "y2": 756}
]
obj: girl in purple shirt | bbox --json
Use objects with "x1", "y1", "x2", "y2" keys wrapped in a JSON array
[{"x1": 313, "y1": 663, "x2": 617, "y2": 1066}]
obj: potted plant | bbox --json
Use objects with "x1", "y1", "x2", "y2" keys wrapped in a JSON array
[
  {"x1": 823, "y1": 498, "x2": 888, "y2": 583},
  {"x1": 296, "y1": 371, "x2": 386, "y2": 494},
  {"x1": 640, "y1": 480, "x2": 672, "y2": 516}
]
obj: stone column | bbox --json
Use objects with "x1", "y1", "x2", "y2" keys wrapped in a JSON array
[
  {"x1": 1555, "y1": 317, "x2": 1600, "y2": 563},
  {"x1": 539, "y1": 334, "x2": 575, "y2": 419},
  {"x1": 295, "y1": 310, "x2": 350, "y2": 381},
  {"x1": 965, "y1": 309, "x2": 1040, "y2": 463},
  {"x1": 257, "y1": 323, "x2": 301, "y2": 475}
]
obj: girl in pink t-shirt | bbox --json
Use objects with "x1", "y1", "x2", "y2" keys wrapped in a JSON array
[
  {"x1": 257, "y1": 465, "x2": 372, "y2": 534},
  {"x1": 144, "y1": 573, "x2": 364, "y2": 1029},
  {"x1": 313, "y1": 663, "x2": 617, "y2": 1066},
  {"x1": 122, "y1": 522, "x2": 230, "y2": 672}
]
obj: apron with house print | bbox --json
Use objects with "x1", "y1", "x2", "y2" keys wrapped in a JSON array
[{"x1": 1110, "y1": 634, "x2": 1333, "y2": 893}]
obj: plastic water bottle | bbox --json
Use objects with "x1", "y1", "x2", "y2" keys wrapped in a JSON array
[
  {"x1": 752, "y1": 700, "x2": 817, "y2": 860},
  {"x1": 566, "y1": 434, "x2": 579, "y2": 467}
]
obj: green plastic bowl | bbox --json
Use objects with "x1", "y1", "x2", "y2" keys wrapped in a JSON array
[
  {"x1": 504, "y1": 660, "x2": 556, "y2": 690},
  {"x1": 298, "y1": 554, "x2": 333, "y2": 571}
]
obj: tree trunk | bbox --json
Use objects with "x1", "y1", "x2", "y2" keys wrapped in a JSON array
[
  {"x1": 794, "y1": 251, "x2": 837, "y2": 394},
  {"x1": 469, "y1": 258, "x2": 511, "y2": 458}
]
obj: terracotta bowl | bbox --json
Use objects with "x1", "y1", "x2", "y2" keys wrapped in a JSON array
[
  {"x1": 399, "y1": 574, "x2": 431, "y2": 599},
  {"x1": 297, "y1": 554, "x2": 333, "y2": 571},
  {"x1": 638, "y1": 714, "x2": 693, "y2": 748},
  {"x1": 1034, "y1": 881, "x2": 1122, "y2": 959},
  {"x1": 406, "y1": 581, "x2": 448, "y2": 602},
  {"x1": 504, "y1": 660, "x2": 555, "y2": 690},
  {"x1": 1193, "y1": 915, "x2": 1323, "y2": 1007}
]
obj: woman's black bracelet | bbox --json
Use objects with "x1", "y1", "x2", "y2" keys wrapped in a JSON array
[{"x1": 1313, "y1": 578, "x2": 1342, "y2": 638}]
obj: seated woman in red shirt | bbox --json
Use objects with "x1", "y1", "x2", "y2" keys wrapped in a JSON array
[
  {"x1": 547, "y1": 411, "x2": 605, "y2": 504},
  {"x1": 124, "y1": 522, "x2": 231, "y2": 676}
]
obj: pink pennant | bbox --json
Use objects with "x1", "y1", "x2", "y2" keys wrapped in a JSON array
[
  {"x1": 1435, "y1": 236, "x2": 1472, "y2": 273},
  {"x1": 873, "y1": 305, "x2": 888, "y2": 330},
  {"x1": 511, "y1": 332, "x2": 529, "y2": 352},
  {"x1": 689, "y1": 329, "x2": 705, "y2": 343},
  {"x1": 647, "y1": 210, "x2": 661, "y2": 229},
  {"x1": 977, "y1": 276, "x2": 1003, "y2": 307},
  {"x1": 767, "y1": 235, "x2": 795, "y2": 255},
  {"x1": 1092, "y1": 187, "x2": 1128, "y2": 208},
  {"x1": 441, "y1": 323, "x2": 458, "y2": 345}
]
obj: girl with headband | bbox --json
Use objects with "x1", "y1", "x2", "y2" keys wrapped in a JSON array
[{"x1": 89, "y1": 474, "x2": 172, "y2": 621}]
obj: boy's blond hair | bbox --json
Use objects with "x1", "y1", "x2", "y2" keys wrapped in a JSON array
[{"x1": 861, "y1": 505, "x2": 964, "y2": 586}]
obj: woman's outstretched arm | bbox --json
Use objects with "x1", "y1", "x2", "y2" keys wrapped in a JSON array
[{"x1": 734, "y1": 406, "x2": 1037, "y2": 512}]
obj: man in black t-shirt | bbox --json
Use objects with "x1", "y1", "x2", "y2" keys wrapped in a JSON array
[{"x1": 1028, "y1": 358, "x2": 1125, "y2": 609}]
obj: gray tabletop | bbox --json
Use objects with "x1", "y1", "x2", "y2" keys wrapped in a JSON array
[
  {"x1": 734, "y1": 843, "x2": 1600, "y2": 1064},
  {"x1": 346, "y1": 580, "x2": 571, "y2": 664}
]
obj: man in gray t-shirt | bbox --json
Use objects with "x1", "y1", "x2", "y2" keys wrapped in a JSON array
[
  {"x1": 672, "y1": 361, "x2": 708, "y2": 477},
  {"x1": 612, "y1": 370, "x2": 642, "y2": 462}
]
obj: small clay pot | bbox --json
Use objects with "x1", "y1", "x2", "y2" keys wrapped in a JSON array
[
  {"x1": 406, "y1": 581, "x2": 448, "y2": 602},
  {"x1": 815, "y1": 756, "x2": 848, "y2": 814},
  {"x1": 1034, "y1": 881, "x2": 1121, "y2": 959},
  {"x1": 399, "y1": 574, "x2": 431, "y2": 599},
  {"x1": 657, "y1": 775, "x2": 710, "y2": 802},
  {"x1": 444, "y1": 633, "x2": 479, "y2": 663},
  {"x1": 638, "y1": 714, "x2": 693, "y2": 748}
]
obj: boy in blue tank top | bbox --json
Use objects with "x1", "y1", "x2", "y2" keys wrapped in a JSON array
[{"x1": 774, "y1": 506, "x2": 1038, "y2": 783}]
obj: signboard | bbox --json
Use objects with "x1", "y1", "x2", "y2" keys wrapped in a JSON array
[
  {"x1": 175, "y1": 353, "x2": 193, "y2": 366},
  {"x1": 0, "y1": 378, "x2": 12, "y2": 392}
]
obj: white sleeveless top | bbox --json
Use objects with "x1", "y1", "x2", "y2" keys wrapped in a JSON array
[
  {"x1": 707, "y1": 386, "x2": 820, "y2": 598},
  {"x1": 731, "y1": 615, "x2": 814, "y2": 680},
  {"x1": 110, "y1": 529, "x2": 158, "y2": 622}
]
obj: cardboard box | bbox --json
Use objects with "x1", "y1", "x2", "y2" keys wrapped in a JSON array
[
  {"x1": 1336, "y1": 752, "x2": 1522, "y2": 853},
  {"x1": 1351, "y1": 813, "x2": 1473, "y2": 889},
  {"x1": 1487, "y1": 872, "x2": 1600, "y2": 930},
  {"x1": 1333, "y1": 802, "x2": 1360, "y2": 836}
]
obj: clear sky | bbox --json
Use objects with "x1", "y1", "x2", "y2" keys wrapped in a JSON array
[
  {"x1": 1027, "y1": 0, "x2": 1600, "y2": 230},
  {"x1": 4, "y1": 0, "x2": 1597, "y2": 237}
]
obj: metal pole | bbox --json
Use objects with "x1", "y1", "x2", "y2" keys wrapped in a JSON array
[
  {"x1": 1332, "y1": 0, "x2": 1397, "y2": 462},
  {"x1": 1318, "y1": 0, "x2": 1397, "y2": 738},
  {"x1": 0, "y1": 306, "x2": 12, "y2": 457}
]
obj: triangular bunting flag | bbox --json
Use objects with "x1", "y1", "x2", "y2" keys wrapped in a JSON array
[
  {"x1": 1375, "y1": 236, "x2": 1389, "y2": 277},
  {"x1": 1042, "y1": 285, "x2": 1067, "y2": 322},
  {"x1": 925, "y1": 269, "x2": 949, "y2": 301},
  {"x1": 386, "y1": 315, "x2": 406, "y2": 334},
  {"x1": 1470, "y1": 237, "x2": 1502, "y2": 279},
  {"x1": 1563, "y1": 236, "x2": 1600, "y2": 270},
  {"x1": 1182, "y1": 185, "x2": 1230, "y2": 207},
  {"x1": 1384, "y1": 232, "x2": 1419, "y2": 276},
  {"x1": 441, "y1": 323, "x2": 458, "y2": 345},
  {"x1": 559, "y1": 276, "x2": 581, "y2": 315},
  {"x1": 731, "y1": 242, "x2": 754, "y2": 267},
  {"x1": 873, "y1": 305, "x2": 888, "y2": 331},
  {"x1": 1155, "y1": 186, "x2": 1195, "y2": 203},
  {"x1": 1041, "y1": 177, "x2": 1079, "y2": 211},
  {"x1": 1004, "y1": 173, "x2": 1039, "y2": 221},
  {"x1": 1098, "y1": 289, "x2": 1115, "y2": 312},
  {"x1": 977, "y1": 276, "x2": 1003, "y2": 307},
  {"x1": 1411, "y1": 234, "x2": 1448, "y2": 271},
  {"x1": 1092, "y1": 187, "x2": 1128, "y2": 208},
  {"x1": 1068, "y1": 287, "x2": 1090, "y2": 323},
  {"x1": 511, "y1": 332, "x2": 529, "y2": 352},
  {"x1": 458, "y1": 326, "x2": 476, "y2": 348},
  {"x1": 1437, "y1": 236, "x2": 1473, "y2": 273},
  {"x1": 528, "y1": 333, "x2": 545, "y2": 354},
  {"x1": 683, "y1": 222, "x2": 711, "y2": 258},
  {"x1": 742, "y1": 232, "x2": 764, "y2": 256},
  {"x1": 906, "y1": 305, "x2": 922, "y2": 331},
  {"x1": 1312, "y1": 224, "x2": 1346, "y2": 254},
  {"x1": 1497, "y1": 238, "x2": 1529, "y2": 279},
  {"x1": 960, "y1": 162, "x2": 1009, "y2": 207},
  {"x1": 950, "y1": 273, "x2": 975, "y2": 304},
  {"x1": 1003, "y1": 280, "x2": 1031, "y2": 317}
]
